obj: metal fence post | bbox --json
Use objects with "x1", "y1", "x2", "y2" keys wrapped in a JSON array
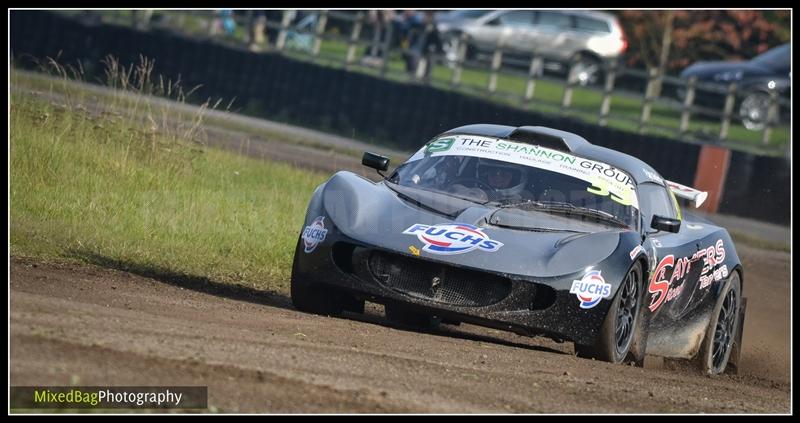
[
  {"x1": 561, "y1": 54, "x2": 581, "y2": 114},
  {"x1": 523, "y1": 54, "x2": 543, "y2": 105},
  {"x1": 678, "y1": 76, "x2": 697, "y2": 138},
  {"x1": 598, "y1": 59, "x2": 617, "y2": 126},
  {"x1": 275, "y1": 10, "x2": 293, "y2": 51},
  {"x1": 345, "y1": 12, "x2": 364, "y2": 68},
  {"x1": 762, "y1": 87, "x2": 779, "y2": 145},
  {"x1": 487, "y1": 40, "x2": 504, "y2": 93},
  {"x1": 311, "y1": 10, "x2": 328, "y2": 57},
  {"x1": 718, "y1": 82, "x2": 737, "y2": 142},
  {"x1": 639, "y1": 67, "x2": 659, "y2": 134},
  {"x1": 450, "y1": 32, "x2": 468, "y2": 88}
]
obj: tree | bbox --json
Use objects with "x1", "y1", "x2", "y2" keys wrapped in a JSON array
[{"x1": 611, "y1": 10, "x2": 790, "y2": 74}]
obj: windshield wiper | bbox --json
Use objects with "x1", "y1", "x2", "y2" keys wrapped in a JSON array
[
  {"x1": 384, "y1": 180, "x2": 490, "y2": 206},
  {"x1": 493, "y1": 200, "x2": 629, "y2": 228}
]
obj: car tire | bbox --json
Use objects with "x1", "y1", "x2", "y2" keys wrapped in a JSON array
[
  {"x1": 290, "y1": 238, "x2": 362, "y2": 316},
  {"x1": 385, "y1": 304, "x2": 440, "y2": 329},
  {"x1": 739, "y1": 91, "x2": 771, "y2": 131},
  {"x1": 695, "y1": 271, "x2": 741, "y2": 375},
  {"x1": 568, "y1": 53, "x2": 604, "y2": 87},
  {"x1": 575, "y1": 261, "x2": 643, "y2": 363}
]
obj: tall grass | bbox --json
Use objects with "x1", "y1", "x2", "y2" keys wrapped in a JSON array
[{"x1": 10, "y1": 57, "x2": 327, "y2": 292}]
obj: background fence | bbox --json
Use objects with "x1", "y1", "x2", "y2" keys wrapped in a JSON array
[
  {"x1": 9, "y1": 10, "x2": 790, "y2": 224},
  {"x1": 73, "y1": 9, "x2": 790, "y2": 158}
]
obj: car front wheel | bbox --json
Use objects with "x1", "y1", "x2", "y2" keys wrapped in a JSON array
[
  {"x1": 739, "y1": 91, "x2": 771, "y2": 131},
  {"x1": 575, "y1": 261, "x2": 643, "y2": 363},
  {"x1": 290, "y1": 238, "x2": 363, "y2": 316}
]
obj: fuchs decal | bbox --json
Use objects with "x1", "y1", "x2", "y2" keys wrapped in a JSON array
[
  {"x1": 648, "y1": 239, "x2": 727, "y2": 312},
  {"x1": 302, "y1": 216, "x2": 328, "y2": 253},
  {"x1": 570, "y1": 270, "x2": 612, "y2": 309},
  {"x1": 629, "y1": 245, "x2": 645, "y2": 260},
  {"x1": 402, "y1": 223, "x2": 503, "y2": 255}
]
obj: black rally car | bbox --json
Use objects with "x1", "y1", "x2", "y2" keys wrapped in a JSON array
[{"x1": 291, "y1": 124, "x2": 746, "y2": 375}]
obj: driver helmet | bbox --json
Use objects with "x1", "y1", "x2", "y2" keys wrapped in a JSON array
[{"x1": 476, "y1": 159, "x2": 528, "y2": 196}]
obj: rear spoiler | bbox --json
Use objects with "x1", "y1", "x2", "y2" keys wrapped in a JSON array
[{"x1": 665, "y1": 180, "x2": 708, "y2": 208}]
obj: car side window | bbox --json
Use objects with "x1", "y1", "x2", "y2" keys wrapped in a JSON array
[
  {"x1": 574, "y1": 16, "x2": 611, "y2": 34},
  {"x1": 498, "y1": 10, "x2": 535, "y2": 28},
  {"x1": 639, "y1": 182, "x2": 677, "y2": 223},
  {"x1": 535, "y1": 11, "x2": 572, "y2": 30}
]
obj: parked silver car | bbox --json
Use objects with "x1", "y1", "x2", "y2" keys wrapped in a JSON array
[{"x1": 437, "y1": 10, "x2": 627, "y2": 85}]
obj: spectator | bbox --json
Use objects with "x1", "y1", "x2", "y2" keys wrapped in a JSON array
[
  {"x1": 248, "y1": 10, "x2": 267, "y2": 51},
  {"x1": 362, "y1": 10, "x2": 396, "y2": 67},
  {"x1": 402, "y1": 11, "x2": 442, "y2": 78}
]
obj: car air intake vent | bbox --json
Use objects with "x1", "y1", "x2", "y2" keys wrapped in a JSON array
[
  {"x1": 366, "y1": 251, "x2": 513, "y2": 307},
  {"x1": 507, "y1": 128, "x2": 571, "y2": 152}
]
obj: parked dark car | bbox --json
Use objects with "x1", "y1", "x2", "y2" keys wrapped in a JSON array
[{"x1": 679, "y1": 43, "x2": 790, "y2": 130}]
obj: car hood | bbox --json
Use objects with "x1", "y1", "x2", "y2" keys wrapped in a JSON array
[
  {"x1": 321, "y1": 171, "x2": 635, "y2": 278},
  {"x1": 680, "y1": 60, "x2": 773, "y2": 80}
]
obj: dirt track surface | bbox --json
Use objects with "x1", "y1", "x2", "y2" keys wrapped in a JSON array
[{"x1": 9, "y1": 252, "x2": 790, "y2": 413}]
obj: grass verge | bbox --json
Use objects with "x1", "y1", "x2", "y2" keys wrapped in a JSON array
[{"x1": 11, "y1": 92, "x2": 327, "y2": 293}]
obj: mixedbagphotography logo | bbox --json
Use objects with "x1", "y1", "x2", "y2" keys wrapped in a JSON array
[{"x1": 10, "y1": 386, "x2": 208, "y2": 410}]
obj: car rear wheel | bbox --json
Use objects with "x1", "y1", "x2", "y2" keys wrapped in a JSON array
[
  {"x1": 568, "y1": 53, "x2": 603, "y2": 87},
  {"x1": 575, "y1": 261, "x2": 643, "y2": 363},
  {"x1": 696, "y1": 272, "x2": 741, "y2": 375}
]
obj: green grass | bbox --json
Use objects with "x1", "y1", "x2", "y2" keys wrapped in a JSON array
[
  {"x1": 10, "y1": 93, "x2": 328, "y2": 293},
  {"x1": 11, "y1": 69, "x2": 402, "y2": 161}
]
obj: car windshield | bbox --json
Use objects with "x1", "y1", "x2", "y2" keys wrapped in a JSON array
[
  {"x1": 750, "y1": 44, "x2": 790, "y2": 71},
  {"x1": 388, "y1": 135, "x2": 640, "y2": 229}
]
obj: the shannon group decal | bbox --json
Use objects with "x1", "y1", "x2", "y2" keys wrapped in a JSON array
[
  {"x1": 570, "y1": 270, "x2": 612, "y2": 309},
  {"x1": 302, "y1": 216, "x2": 328, "y2": 253},
  {"x1": 402, "y1": 223, "x2": 503, "y2": 255}
]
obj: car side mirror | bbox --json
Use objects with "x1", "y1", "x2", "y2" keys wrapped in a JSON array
[
  {"x1": 362, "y1": 152, "x2": 390, "y2": 175},
  {"x1": 651, "y1": 215, "x2": 681, "y2": 233}
]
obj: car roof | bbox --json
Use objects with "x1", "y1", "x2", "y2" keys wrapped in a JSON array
[
  {"x1": 436, "y1": 124, "x2": 663, "y2": 186},
  {"x1": 484, "y1": 9, "x2": 618, "y2": 22}
]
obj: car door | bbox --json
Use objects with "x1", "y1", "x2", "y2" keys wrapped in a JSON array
[
  {"x1": 468, "y1": 10, "x2": 510, "y2": 52},
  {"x1": 494, "y1": 10, "x2": 536, "y2": 56},
  {"x1": 531, "y1": 10, "x2": 575, "y2": 60},
  {"x1": 638, "y1": 182, "x2": 701, "y2": 321}
]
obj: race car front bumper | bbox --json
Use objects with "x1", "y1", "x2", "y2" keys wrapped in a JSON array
[{"x1": 293, "y1": 236, "x2": 612, "y2": 345}]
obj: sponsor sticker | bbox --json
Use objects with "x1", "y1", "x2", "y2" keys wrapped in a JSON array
[
  {"x1": 302, "y1": 216, "x2": 328, "y2": 253},
  {"x1": 425, "y1": 137, "x2": 455, "y2": 153},
  {"x1": 403, "y1": 223, "x2": 503, "y2": 255},
  {"x1": 629, "y1": 245, "x2": 645, "y2": 260},
  {"x1": 647, "y1": 238, "x2": 727, "y2": 312},
  {"x1": 570, "y1": 270, "x2": 612, "y2": 309}
]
